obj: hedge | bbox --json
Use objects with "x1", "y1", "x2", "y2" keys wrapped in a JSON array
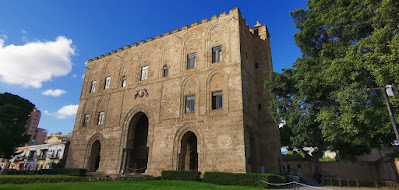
[
  {"x1": 203, "y1": 172, "x2": 288, "y2": 188},
  {"x1": 161, "y1": 170, "x2": 201, "y2": 181},
  {"x1": 37, "y1": 168, "x2": 87, "y2": 176}
]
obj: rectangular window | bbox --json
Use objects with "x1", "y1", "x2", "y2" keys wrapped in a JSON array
[
  {"x1": 187, "y1": 53, "x2": 196, "y2": 69},
  {"x1": 141, "y1": 66, "x2": 148, "y2": 81},
  {"x1": 90, "y1": 81, "x2": 96, "y2": 93},
  {"x1": 212, "y1": 91, "x2": 223, "y2": 109},
  {"x1": 97, "y1": 112, "x2": 104, "y2": 125},
  {"x1": 163, "y1": 68, "x2": 168, "y2": 77},
  {"x1": 104, "y1": 76, "x2": 111, "y2": 89},
  {"x1": 83, "y1": 114, "x2": 90, "y2": 127},
  {"x1": 212, "y1": 46, "x2": 222, "y2": 63},
  {"x1": 185, "y1": 96, "x2": 195, "y2": 113}
]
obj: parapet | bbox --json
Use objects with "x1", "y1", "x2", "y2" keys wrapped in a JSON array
[{"x1": 87, "y1": 7, "x2": 243, "y2": 62}]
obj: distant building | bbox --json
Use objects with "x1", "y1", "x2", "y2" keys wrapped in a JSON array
[{"x1": 25, "y1": 108, "x2": 48, "y2": 144}]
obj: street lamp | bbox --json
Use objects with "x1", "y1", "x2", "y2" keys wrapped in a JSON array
[{"x1": 382, "y1": 85, "x2": 399, "y2": 141}]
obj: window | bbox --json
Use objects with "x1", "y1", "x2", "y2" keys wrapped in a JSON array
[
  {"x1": 163, "y1": 65, "x2": 169, "y2": 77},
  {"x1": 90, "y1": 81, "x2": 96, "y2": 93},
  {"x1": 185, "y1": 96, "x2": 195, "y2": 113},
  {"x1": 255, "y1": 63, "x2": 259, "y2": 69},
  {"x1": 121, "y1": 77, "x2": 126, "y2": 87},
  {"x1": 104, "y1": 76, "x2": 111, "y2": 89},
  {"x1": 141, "y1": 66, "x2": 148, "y2": 81},
  {"x1": 212, "y1": 91, "x2": 223, "y2": 109},
  {"x1": 258, "y1": 104, "x2": 262, "y2": 110},
  {"x1": 212, "y1": 46, "x2": 222, "y2": 63},
  {"x1": 187, "y1": 53, "x2": 196, "y2": 69},
  {"x1": 83, "y1": 114, "x2": 90, "y2": 127},
  {"x1": 97, "y1": 112, "x2": 104, "y2": 125}
]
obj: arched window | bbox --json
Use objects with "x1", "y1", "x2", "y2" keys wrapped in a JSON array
[
  {"x1": 162, "y1": 64, "x2": 169, "y2": 77},
  {"x1": 121, "y1": 75, "x2": 126, "y2": 87}
]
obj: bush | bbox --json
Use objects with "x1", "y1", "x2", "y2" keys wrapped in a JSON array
[
  {"x1": 203, "y1": 172, "x2": 288, "y2": 188},
  {"x1": 161, "y1": 170, "x2": 201, "y2": 181},
  {"x1": 37, "y1": 168, "x2": 87, "y2": 176}
]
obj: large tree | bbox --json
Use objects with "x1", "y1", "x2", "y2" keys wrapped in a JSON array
[
  {"x1": 265, "y1": 0, "x2": 399, "y2": 161},
  {"x1": 0, "y1": 93, "x2": 35, "y2": 158}
]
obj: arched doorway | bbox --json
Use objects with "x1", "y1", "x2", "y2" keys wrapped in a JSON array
[
  {"x1": 88, "y1": 140, "x2": 101, "y2": 172},
  {"x1": 121, "y1": 112, "x2": 149, "y2": 173},
  {"x1": 179, "y1": 131, "x2": 198, "y2": 171}
]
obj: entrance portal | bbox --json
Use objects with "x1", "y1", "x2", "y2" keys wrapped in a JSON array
[
  {"x1": 122, "y1": 112, "x2": 149, "y2": 173},
  {"x1": 179, "y1": 131, "x2": 198, "y2": 171},
  {"x1": 88, "y1": 140, "x2": 101, "y2": 172}
]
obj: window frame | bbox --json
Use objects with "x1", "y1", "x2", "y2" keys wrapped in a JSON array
[
  {"x1": 187, "y1": 52, "x2": 196, "y2": 69},
  {"x1": 121, "y1": 77, "x2": 126, "y2": 87},
  {"x1": 185, "y1": 95, "x2": 195, "y2": 113},
  {"x1": 212, "y1": 45, "x2": 222, "y2": 63},
  {"x1": 104, "y1": 76, "x2": 111, "y2": 89},
  {"x1": 211, "y1": 91, "x2": 223, "y2": 110},
  {"x1": 162, "y1": 65, "x2": 169, "y2": 77},
  {"x1": 90, "y1": 80, "x2": 97, "y2": 93},
  {"x1": 141, "y1": 66, "x2": 149, "y2": 81},
  {"x1": 83, "y1": 114, "x2": 90, "y2": 127},
  {"x1": 97, "y1": 111, "x2": 104, "y2": 125}
]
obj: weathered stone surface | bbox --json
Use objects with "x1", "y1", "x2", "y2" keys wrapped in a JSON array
[{"x1": 66, "y1": 7, "x2": 280, "y2": 176}]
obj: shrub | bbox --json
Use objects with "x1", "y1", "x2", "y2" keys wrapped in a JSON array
[
  {"x1": 203, "y1": 172, "x2": 288, "y2": 188},
  {"x1": 161, "y1": 170, "x2": 201, "y2": 181}
]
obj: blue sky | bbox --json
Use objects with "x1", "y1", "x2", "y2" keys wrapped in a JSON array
[{"x1": 0, "y1": 0, "x2": 307, "y2": 134}]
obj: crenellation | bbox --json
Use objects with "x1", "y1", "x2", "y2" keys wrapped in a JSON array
[
  {"x1": 220, "y1": 11, "x2": 227, "y2": 17},
  {"x1": 147, "y1": 37, "x2": 153, "y2": 42},
  {"x1": 172, "y1": 28, "x2": 180, "y2": 33},
  {"x1": 125, "y1": 45, "x2": 131, "y2": 49},
  {"x1": 201, "y1": 18, "x2": 209, "y2": 23},
  {"x1": 155, "y1": 35, "x2": 162, "y2": 39},
  {"x1": 106, "y1": 52, "x2": 111, "y2": 56},
  {"x1": 100, "y1": 55, "x2": 105, "y2": 58},
  {"x1": 182, "y1": 25, "x2": 189, "y2": 30},
  {"x1": 112, "y1": 50, "x2": 117, "y2": 54},
  {"x1": 94, "y1": 57, "x2": 99, "y2": 60},
  {"x1": 88, "y1": 59, "x2": 93, "y2": 62},
  {"x1": 132, "y1": 42, "x2": 138, "y2": 47},
  {"x1": 211, "y1": 15, "x2": 218, "y2": 20},
  {"x1": 139, "y1": 40, "x2": 145, "y2": 45},
  {"x1": 191, "y1": 21, "x2": 199, "y2": 26},
  {"x1": 164, "y1": 31, "x2": 171, "y2": 36},
  {"x1": 118, "y1": 48, "x2": 123, "y2": 52}
]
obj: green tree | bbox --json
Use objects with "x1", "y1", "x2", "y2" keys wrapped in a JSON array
[
  {"x1": 0, "y1": 93, "x2": 35, "y2": 158},
  {"x1": 265, "y1": 0, "x2": 399, "y2": 162}
]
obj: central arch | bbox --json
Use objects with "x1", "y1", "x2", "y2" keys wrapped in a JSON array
[
  {"x1": 121, "y1": 112, "x2": 149, "y2": 173},
  {"x1": 179, "y1": 131, "x2": 198, "y2": 171},
  {"x1": 88, "y1": 140, "x2": 101, "y2": 172}
]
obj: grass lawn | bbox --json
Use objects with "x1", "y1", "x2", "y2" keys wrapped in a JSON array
[
  {"x1": 0, "y1": 180, "x2": 263, "y2": 190},
  {"x1": 0, "y1": 175, "x2": 78, "y2": 178}
]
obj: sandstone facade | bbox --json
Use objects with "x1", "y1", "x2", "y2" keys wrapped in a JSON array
[{"x1": 66, "y1": 7, "x2": 281, "y2": 176}]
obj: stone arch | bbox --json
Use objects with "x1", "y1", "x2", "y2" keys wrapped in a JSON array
[
  {"x1": 160, "y1": 39, "x2": 181, "y2": 77},
  {"x1": 182, "y1": 33, "x2": 200, "y2": 72},
  {"x1": 181, "y1": 76, "x2": 200, "y2": 117},
  {"x1": 101, "y1": 57, "x2": 121, "y2": 90},
  {"x1": 172, "y1": 122, "x2": 205, "y2": 173},
  {"x1": 206, "y1": 71, "x2": 229, "y2": 113},
  {"x1": 205, "y1": 23, "x2": 231, "y2": 67},
  {"x1": 84, "y1": 133, "x2": 105, "y2": 172},
  {"x1": 80, "y1": 99, "x2": 95, "y2": 128},
  {"x1": 96, "y1": 95, "x2": 110, "y2": 126},
  {"x1": 118, "y1": 104, "x2": 155, "y2": 174}
]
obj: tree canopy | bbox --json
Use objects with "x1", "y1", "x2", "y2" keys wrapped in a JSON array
[
  {"x1": 265, "y1": 0, "x2": 399, "y2": 160},
  {"x1": 0, "y1": 93, "x2": 35, "y2": 158}
]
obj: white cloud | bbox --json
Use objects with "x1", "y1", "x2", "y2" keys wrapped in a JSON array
[
  {"x1": 84, "y1": 61, "x2": 87, "y2": 65},
  {"x1": 42, "y1": 89, "x2": 66, "y2": 97},
  {"x1": 72, "y1": 74, "x2": 77, "y2": 78},
  {"x1": 0, "y1": 35, "x2": 7, "y2": 40},
  {"x1": 0, "y1": 36, "x2": 75, "y2": 88},
  {"x1": 45, "y1": 104, "x2": 78, "y2": 119}
]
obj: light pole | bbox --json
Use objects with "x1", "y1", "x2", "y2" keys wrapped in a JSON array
[{"x1": 382, "y1": 85, "x2": 399, "y2": 141}]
